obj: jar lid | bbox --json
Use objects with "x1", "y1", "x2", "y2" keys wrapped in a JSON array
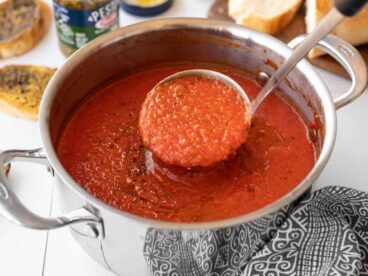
[{"x1": 121, "y1": 0, "x2": 173, "y2": 16}]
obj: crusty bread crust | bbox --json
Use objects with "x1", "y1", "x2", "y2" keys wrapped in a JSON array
[
  {"x1": 0, "y1": 0, "x2": 51, "y2": 59},
  {"x1": 0, "y1": 0, "x2": 10, "y2": 9},
  {"x1": 229, "y1": 0, "x2": 303, "y2": 35},
  {"x1": 307, "y1": 0, "x2": 368, "y2": 58}
]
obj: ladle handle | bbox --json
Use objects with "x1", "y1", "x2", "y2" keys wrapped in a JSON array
[
  {"x1": 250, "y1": 7, "x2": 345, "y2": 115},
  {"x1": 335, "y1": 0, "x2": 368, "y2": 16}
]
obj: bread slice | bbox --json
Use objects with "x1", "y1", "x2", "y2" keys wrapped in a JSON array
[
  {"x1": 0, "y1": 0, "x2": 10, "y2": 8},
  {"x1": 306, "y1": 0, "x2": 368, "y2": 58},
  {"x1": 228, "y1": 0, "x2": 303, "y2": 35},
  {"x1": 0, "y1": 65, "x2": 56, "y2": 120},
  {"x1": 0, "y1": 0, "x2": 51, "y2": 59}
]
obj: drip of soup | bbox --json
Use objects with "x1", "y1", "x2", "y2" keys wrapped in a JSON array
[{"x1": 57, "y1": 65, "x2": 316, "y2": 222}]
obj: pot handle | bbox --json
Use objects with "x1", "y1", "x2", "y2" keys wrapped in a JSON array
[
  {"x1": 288, "y1": 35, "x2": 367, "y2": 109},
  {"x1": 0, "y1": 148, "x2": 104, "y2": 240}
]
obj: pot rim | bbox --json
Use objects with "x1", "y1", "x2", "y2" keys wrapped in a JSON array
[{"x1": 39, "y1": 18, "x2": 337, "y2": 230}]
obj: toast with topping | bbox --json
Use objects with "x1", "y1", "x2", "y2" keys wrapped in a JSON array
[
  {"x1": 0, "y1": 0, "x2": 51, "y2": 59},
  {"x1": 0, "y1": 65, "x2": 56, "y2": 120}
]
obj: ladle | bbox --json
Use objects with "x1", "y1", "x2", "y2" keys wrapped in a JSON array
[
  {"x1": 156, "y1": 0, "x2": 368, "y2": 118},
  {"x1": 141, "y1": 0, "x2": 367, "y2": 168}
]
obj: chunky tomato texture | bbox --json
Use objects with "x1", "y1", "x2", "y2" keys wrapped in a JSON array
[{"x1": 139, "y1": 75, "x2": 250, "y2": 168}]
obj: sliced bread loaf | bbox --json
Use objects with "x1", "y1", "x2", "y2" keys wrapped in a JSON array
[
  {"x1": 306, "y1": 0, "x2": 368, "y2": 58},
  {"x1": 228, "y1": 0, "x2": 303, "y2": 35}
]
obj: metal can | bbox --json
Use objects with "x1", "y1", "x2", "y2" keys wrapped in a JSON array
[
  {"x1": 120, "y1": 0, "x2": 173, "y2": 16},
  {"x1": 53, "y1": 0, "x2": 119, "y2": 56}
]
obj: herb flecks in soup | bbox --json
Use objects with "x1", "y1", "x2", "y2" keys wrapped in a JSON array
[
  {"x1": 139, "y1": 75, "x2": 250, "y2": 168},
  {"x1": 57, "y1": 66, "x2": 316, "y2": 222}
]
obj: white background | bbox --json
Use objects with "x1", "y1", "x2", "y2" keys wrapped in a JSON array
[{"x1": 0, "y1": 0, "x2": 367, "y2": 275}]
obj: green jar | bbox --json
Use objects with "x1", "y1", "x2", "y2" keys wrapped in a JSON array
[{"x1": 53, "y1": 0, "x2": 119, "y2": 56}]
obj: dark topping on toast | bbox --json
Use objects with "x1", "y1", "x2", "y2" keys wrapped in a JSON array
[
  {"x1": 0, "y1": 0, "x2": 38, "y2": 41},
  {"x1": 0, "y1": 65, "x2": 56, "y2": 117}
]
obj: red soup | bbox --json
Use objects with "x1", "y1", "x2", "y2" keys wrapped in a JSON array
[{"x1": 57, "y1": 65, "x2": 316, "y2": 222}]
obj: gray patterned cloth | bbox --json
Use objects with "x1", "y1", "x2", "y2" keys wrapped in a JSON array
[{"x1": 143, "y1": 186, "x2": 368, "y2": 275}]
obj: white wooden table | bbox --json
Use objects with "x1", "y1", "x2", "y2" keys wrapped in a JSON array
[{"x1": 0, "y1": 0, "x2": 367, "y2": 275}]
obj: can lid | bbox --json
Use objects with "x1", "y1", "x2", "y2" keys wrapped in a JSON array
[{"x1": 120, "y1": 0, "x2": 173, "y2": 16}]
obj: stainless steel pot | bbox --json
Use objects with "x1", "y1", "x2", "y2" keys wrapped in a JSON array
[{"x1": 0, "y1": 19, "x2": 366, "y2": 275}]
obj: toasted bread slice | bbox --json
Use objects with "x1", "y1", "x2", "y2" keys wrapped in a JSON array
[
  {"x1": 306, "y1": 0, "x2": 368, "y2": 58},
  {"x1": 0, "y1": 0, "x2": 51, "y2": 59},
  {"x1": 0, "y1": 65, "x2": 56, "y2": 120},
  {"x1": 228, "y1": 0, "x2": 303, "y2": 35}
]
